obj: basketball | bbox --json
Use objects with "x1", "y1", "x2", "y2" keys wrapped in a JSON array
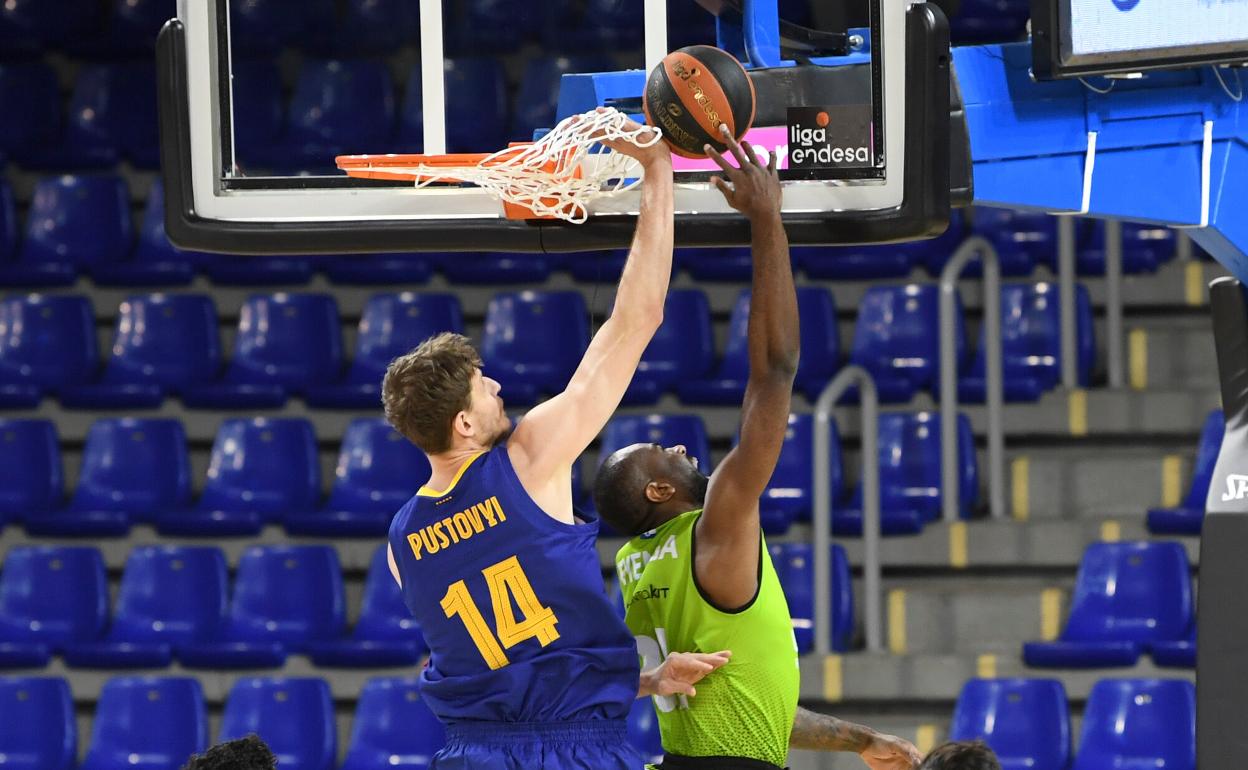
[{"x1": 643, "y1": 45, "x2": 757, "y2": 159}]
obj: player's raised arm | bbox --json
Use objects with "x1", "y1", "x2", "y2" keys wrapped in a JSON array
[
  {"x1": 508, "y1": 117, "x2": 675, "y2": 484},
  {"x1": 696, "y1": 125, "x2": 799, "y2": 609}
]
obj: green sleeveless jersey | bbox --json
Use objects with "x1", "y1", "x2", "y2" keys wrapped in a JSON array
[{"x1": 615, "y1": 509, "x2": 799, "y2": 767}]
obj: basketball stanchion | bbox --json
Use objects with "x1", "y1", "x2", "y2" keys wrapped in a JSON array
[{"x1": 336, "y1": 108, "x2": 662, "y2": 224}]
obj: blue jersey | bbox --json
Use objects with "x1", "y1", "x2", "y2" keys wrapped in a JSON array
[{"x1": 389, "y1": 446, "x2": 640, "y2": 724}]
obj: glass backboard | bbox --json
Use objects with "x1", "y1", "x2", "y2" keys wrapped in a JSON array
[{"x1": 158, "y1": 0, "x2": 965, "y2": 254}]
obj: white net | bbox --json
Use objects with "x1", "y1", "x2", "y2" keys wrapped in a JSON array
[{"x1": 409, "y1": 107, "x2": 662, "y2": 224}]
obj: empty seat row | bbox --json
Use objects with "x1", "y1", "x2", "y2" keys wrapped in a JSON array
[
  {"x1": 0, "y1": 407, "x2": 975, "y2": 538},
  {"x1": 0, "y1": 543, "x2": 424, "y2": 669},
  {"x1": 0, "y1": 283, "x2": 1094, "y2": 411},
  {"x1": 0, "y1": 674, "x2": 450, "y2": 770},
  {"x1": 951, "y1": 677, "x2": 1194, "y2": 770},
  {"x1": 1023, "y1": 541, "x2": 1195, "y2": 669},
  {"x1": 0, "y1": 417, "x2": 428, "y2": 537}
]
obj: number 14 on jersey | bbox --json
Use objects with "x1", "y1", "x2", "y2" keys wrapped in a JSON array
[{"x1": 441, "y1": 555, "x2": 561, "y2": 670}]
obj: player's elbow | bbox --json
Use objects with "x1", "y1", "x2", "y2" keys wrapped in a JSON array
[
  {"x1": 617, "y1": 300, "x2": 664, "y2": 336},
  {"x1": 767, "y1": 348, "x2": 800, "y2": 379}
]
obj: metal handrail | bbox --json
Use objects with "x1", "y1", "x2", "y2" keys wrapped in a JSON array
[
  {"x1": 813, "y1": 365, "x2": 881, "y2": 654},
  {"x1": 940, "y1": 236, "x2": 1005, "y2": 520}
]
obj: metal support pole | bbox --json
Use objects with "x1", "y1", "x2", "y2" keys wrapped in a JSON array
[
  {"x1": 1177, "y1": 230, "x2": 1194, "y2": 262},
  {"x1": 940, "y1": 237, "x2": 1006, "y2": 520},
  {"x1": 644, "y1": 0, "x2": 668, "y2": 77},
  {"x1": 1058, "y1": 216, "x2": 1079, "y2": 387},
  {"x1": 814, "y1": 366, "x2": 881, "y2": 653},
  {"x1": 1105, "y1": 219, "x2": 1125, "y2": 388},
  {"x1": 418, "y1": 0, "x2": 446, "y2": 155}
]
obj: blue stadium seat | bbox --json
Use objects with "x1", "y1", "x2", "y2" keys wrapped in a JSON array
[
  {"x1": 626, "y1": 697, "x2": 664, "y2": 766},
  {"x1": 566, "y1": 249, "x2": 632, "y2": 283},
  {"x1": 158, "y1": 418, "x2": 320, "y2": 537},
  {"x1": 1149, "y1": 409, "x2": 1222, "y2": 536},
  {"x1": 447, "y1": 0, "x2": 540, "y2": 54},
  {"x1": 681, "y1": 287, "x2": 840, "y2": 404},
  {"x1": 482, "y1": 291, "x2": 589, "y2": 405},
  {"x1": 341, "y1": 677, "x2": 446, "y2": 770},
  {"x1": 229, "y1": 57, "x2": 285, "y2": 171},
  {"x1": 92, "y1": 0, "x2": 175, "y2": 56},
  {"x1": 0, "y1": 420, "x2": 62, "y2": 525},
  {"x1": 768, "y1": 542, "x2": 853, "y2": 653},
  {"x1": 94, "y1": 181, "x2": 197, "y2": 286},
  {"x1": 59, "y1": 295, "x2": 220, "y2": 409},
  {"x1": 79, "y1": 677, "x2": 208, "y2": 770},
  {"x1": 1075, "y1": 221, "x2": 1178, "y2": 275},
  {"x1": 0, "y1": 677, "x2": 76, "y2": 770},
  {"x1": 218, "y1": 678, "x2": 336, "y2": 770},
  {"x1": 286, "y1": 419, "x2": 428, "y2": 536},
  {"x1": 229, "y1": 0, "x2": 333, "y2": 53},
  {"x1": 0, "y1": 63, "x2": 61, "y2": 165},
  {"x1": 33, "y1": 63, "x2": 159, "y2": 169},
  {"x1": 551, "y1": 0, "x2": 644, "y2": 50},
  {"x1": 1071, "y1": 679, "x2": 1195, "y2": 770},
  {"x1": 398, "y1": 59, "x2": 510, "y2": 153},
  {"x1": 438, "y1": 252, "x2": 554, "y2": 285},
  {"x1": 948, "y1": 0, "x2": 1029, "y2": 44},
  {"x1": 0, "y1": 295, "x2": 98, "y2": 406},
  {"x1": 742, "y1": 414, "x2": 842, "y2": 533},
  {"x1": 949, "y1": 679, "x2": 1071, "y2": 770},
  {"x1": 1151, "y1": 627, "x2": 1196, "y2": 669},
  {"x1": 849, "y1": 285, "x2": 964, "y2": 403},
  {"x1": 835, "y1": 412, "x2": 978, "y2": 536},
  {"x1": 969, "y1": 208, "x2": 1052, "y2": 276},
  {"x1": 323, "y1": 253, "x2": 433, "y2": 286},
  {"x1": 306, "y1": 292, "x2": 463, "y2": 408},
  {"x1": 182, "y1": 294, "x2": 342, "y2": 409},
  {"x1": 792, "y1": 243, "x2": 917, "y2": 280},
  {"x1": 678, "y1": 246, "x2": 756, "y2": 283},
  {"x1": 600, "y1": 414, "x2": 712, "y2": 473},
  {"x1": 0, "y1": 547, "x2": 107, "y2": 668},
  {"x1": 310, "y1": 0, "x2": 418, "y2": 55},
  {"x1": 1, "y1": 176, "x2": 131, "y2": 286},
  {"x1": 623, "y1": 289, "x2": 714, "y2": 405},
  {"x1": 1024, "y1": 542, "x2": 1193, "y2": 668},
  {"x1": 277, "y1": 59, "x2": 396, "y2": 172},
  {"x1": 307, "y1": 545, "x2": 427, "y2": 667},
  {"x1": 512, "y1": 56, "x2": 613, "y2": 140},
  {"x1": 178, "y1": 546, "x2": 344, "y2": 669},
  {"x1": 959, "y1": 282, "x2": 1095, "y2": 402},
  {"x1": 0, "y1": 181, "x2": 14, "y2": 264},
  {"x1": 61, "y1": 546, "x2": 228, "y2": 669},
  {"x1": 26, "y1": 418, "x2": 191, "y2": 537}
]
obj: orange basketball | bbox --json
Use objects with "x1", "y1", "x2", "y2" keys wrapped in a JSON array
[{"x1": 642, "y1": 46, "x2": 757, "y2": 159}]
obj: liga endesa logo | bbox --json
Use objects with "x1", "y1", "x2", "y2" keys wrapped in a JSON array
[{"x1": 1111, "y1": 0, "x2": 1139, "y2": 10}]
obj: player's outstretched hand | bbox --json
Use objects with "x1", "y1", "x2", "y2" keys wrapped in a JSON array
[
  {"x1": 592, "y1": 107, "x2": 669, "y2": 167},
  {"x1": 652, "y1": 650, "x2": 732, "y2": 697},
  {"x1": 859, "y1": 733, "x2": 923, "y2": 770},
  {"x1": 705, "y1": 123, "x2": 781, "y2": 222}
]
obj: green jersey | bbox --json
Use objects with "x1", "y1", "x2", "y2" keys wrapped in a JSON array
[{"x1": 615, "y1": 509, "x2": 799, "y2": 767}]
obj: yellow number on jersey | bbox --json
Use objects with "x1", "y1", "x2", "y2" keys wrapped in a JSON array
[{"x1": 441, "y1": 555, "x2": 561, "y2": 670}]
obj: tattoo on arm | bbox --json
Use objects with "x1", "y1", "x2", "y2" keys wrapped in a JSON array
[{"x1": 789, "y1": 706, "x2": 877, "y2": 752}]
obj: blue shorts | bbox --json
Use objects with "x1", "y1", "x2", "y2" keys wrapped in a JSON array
[{"x1": 433, "y1": 719, "x2": 644, "y2": 770}]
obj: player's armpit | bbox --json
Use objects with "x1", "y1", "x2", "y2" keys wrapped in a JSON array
[{"x1": 637, "y1": 650, "x2": 732, "y2": 699}]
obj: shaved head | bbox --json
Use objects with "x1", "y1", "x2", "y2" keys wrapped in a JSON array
[{"x1": 593, "y1": 442, "x2": 709, "y2": 535}]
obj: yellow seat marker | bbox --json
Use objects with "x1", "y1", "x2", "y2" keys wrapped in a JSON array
[
  {"x1": 949, "y1": 521, "x2": 968, "y2": 569},
  {"x1": 888, "y1": 590, "x2": 907, "y2": 655},
  {"x1": 1068, "y1": 389, "x2": 1088, "y2": 436},
  {"x1": 916, "y1": 725, "x2": 938, "y2": 754},
  {"x1": 1185, "y1": 262, "x2": 1205, "y2": 306},
  {"x1": 1011, "y1": 457, "x2": 1030, "y2": 521},
  {"x1": 977, "y1": 654, "x2": 998, "y2": 679},
  {"x1": 1128, "y1": 329, "x2": 1148, "y2": 391},
  {"x1": 1100, "y1": 520, "x2": 1121, "y2": 542},
  {"x1": 1041, "y1": 588, "x2": 1063, "y2": 641},
  {"x1": 823, "y1": 655, "x2": 843, "y2": 702},
  {"x1": 1161, "y1": 455, "x2": 1182, "y2": 509}
]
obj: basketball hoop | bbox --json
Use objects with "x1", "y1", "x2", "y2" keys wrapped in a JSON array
[{"x1": 336, "y1": 108, "x2": 663, "y2": 224}]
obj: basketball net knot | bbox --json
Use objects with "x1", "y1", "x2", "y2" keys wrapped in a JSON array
[{"x1": 411, "y1": 107, "x2": 662, "y2": 224}]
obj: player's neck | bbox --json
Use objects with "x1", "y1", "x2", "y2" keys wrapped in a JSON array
[
  {"x1": 649, "y1": 496, "x2": 702, "y2": 527},
  {"x1": 425, "y1": 445, "x2": 489, "y2": 491}
]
